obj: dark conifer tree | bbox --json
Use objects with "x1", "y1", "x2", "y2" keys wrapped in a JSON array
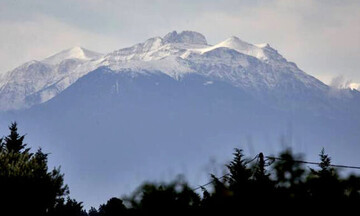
[
  {"x1": 0, "y1": 122, "x2": 70, "y2": 216},
  {"x1": 307, "y1": 149, "x2": 345, "y2": 204},
  {"x1": 4, "y1": 122, "x2": 27, "y2": 153},
  {"x1": 226, "y1": 148, "x2": 252, "y2": 189}
]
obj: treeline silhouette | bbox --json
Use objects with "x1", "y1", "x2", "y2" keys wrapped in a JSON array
[
  {"x1": 1, "y1": 122, "x2": 360, "y2": 215},
  {"x1": 0, "y1": 122, "x2": 85, "y2": 215}
]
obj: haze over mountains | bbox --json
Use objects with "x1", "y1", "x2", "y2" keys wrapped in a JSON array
[{"x1": 0, "y1": 31, "x2": 359, "y2": 208}]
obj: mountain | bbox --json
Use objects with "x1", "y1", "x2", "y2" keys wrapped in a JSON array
[
  {"x1": 0, "y1": 31, "x2": 360, "y2": 208},
  {"x1": 1, "y1": 30, "x2": 354, "y2": 113},
  {"x1": 42, "y1": 46, "x2": 102, "y2": 65},
  {"x1": 0, "y1": 47, "x2": 102, "y2": 110},
  {"x1": 2, "y1": 31, "x2": 354, "y2": 114}
]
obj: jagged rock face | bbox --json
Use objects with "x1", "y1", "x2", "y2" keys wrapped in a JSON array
[{"x1": 163, "y1": 30, "x2": 208, "y2": 45}]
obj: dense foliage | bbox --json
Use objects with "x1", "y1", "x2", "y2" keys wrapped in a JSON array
[
  {"x1": 0, "y1": 122, "x2": 83, "y2": 216},
  {"x1": 1, "y1": 122, "x2": 359, "y2": 215}
]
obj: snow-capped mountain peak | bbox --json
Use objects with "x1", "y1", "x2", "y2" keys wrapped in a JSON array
[
  {"x1": 0, "y1": 46, "x2": 103, "y2": 110},
  {"x1": 220, "y1": 36, "x2": 253, "y2": 50},
  {"x1": 198, "y1": 36, "x2": 269, "y2": 61},
  {"x1": 0, "y1": 31, "x2": 330, "y2": 111},
  {"x1": 43, "y1": 46, "x2": 102, "y2": 65},
  {"x1": 103, "y1": 31, "x2": 210, "y2": 68}
]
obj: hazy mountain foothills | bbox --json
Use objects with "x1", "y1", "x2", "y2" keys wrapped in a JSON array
[{"x1": 0, "y1": 31, "x2": 360, "y2": 208}]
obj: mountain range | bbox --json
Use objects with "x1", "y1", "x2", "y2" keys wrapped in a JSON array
[{"x1": 0, "y1": 31, "x2": 359, "y2": 208}]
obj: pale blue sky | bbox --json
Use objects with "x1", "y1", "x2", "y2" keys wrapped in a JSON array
[{"x1": 0, "y1": 0, "x2": 359, "y2": 86}]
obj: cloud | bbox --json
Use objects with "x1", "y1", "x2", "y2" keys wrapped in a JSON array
[
  {"x1": 329, "y1": 75, "x2": 360, "y2": 90},
  {"x1": 0, "y1": 15, "x2": 126, "y2": 74},
  {"x1": 329, "y1": 75, "x2": 352, "y2": 89},
  {"x1": 348, "y1": 83, "x2": 360, "y2": 91},
  {"x1": 327, "y1": 75, "x2": 359, "y2": 98}
]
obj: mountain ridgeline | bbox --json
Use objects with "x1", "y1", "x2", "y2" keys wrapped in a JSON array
[{"x1": 0, "y1": 31, "x2": 359, "y2": 207}]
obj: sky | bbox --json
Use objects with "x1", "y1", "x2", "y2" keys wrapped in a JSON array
[{"x1": 0, "y1": 0, "x2": 359, "y2": 86}]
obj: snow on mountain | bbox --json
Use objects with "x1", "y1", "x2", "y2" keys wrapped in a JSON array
[
  {"x1": 103, "y1": 31, "x2": 209, "y2": 63},
  {"x1": 0, "y1": 47, "x2": 103, "y2": 110},
  {"x1": 102, "y1": 31, "x2": 327, "y2": 94},
  {"x1": 199, "y1": 36, "x2": 268, "y2": 60},
  {"x1": 0, "y1": 30, "x2": 341, "y2": 111},
  {"x1": 43, "y1": 46, "x2": 102, "y2": 65}
]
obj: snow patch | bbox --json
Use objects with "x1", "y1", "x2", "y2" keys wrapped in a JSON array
[
  {"x1": 198, "y1": 36, "x2": 268, "y2": 60},
  {"x1": 255, "y1": 43, "x2": 270, "y2": 48},
  {"x1": 203, "y1": 81, "x2": 214, "y2": 86},
  {"x1": 43, "y1": 47, "x2": 102, "y2": 65}
]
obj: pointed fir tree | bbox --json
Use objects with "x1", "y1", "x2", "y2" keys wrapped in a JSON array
[
  {"x1": 4, "y1": 122, "x2": 28, "y2": 153},
  {"x1": 307, "y1": 148, "x2": 345, "y2": 205},
  {"x1": 0, "y1": 122, "x2": 70, "y2": 216},
  {"x1": 226, "y1": 148, "x2": 252, "y2": 189}
]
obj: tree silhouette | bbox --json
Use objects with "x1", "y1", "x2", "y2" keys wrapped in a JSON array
[
  {"x1": 307, "y1": 149, "x2": 345, "y2": 204},
  {"x1": 98, "y1": 197, "x2": 127, "y2": 216},
  {"x1": 126, "y1": 177, "x2": 200, "y2": 215},
  {"x1": 273, "y1": 149, "x2": 306, "y2": 188},
  {"x1": 49, "y1": 197, "x2": 86, "y2": 216},
  {"x1": 271, "y1": 149, "x2": 307, "y2": 208},
  {"x1": 88, "y1": 207, "x2": 100, "y2": 216},
  {"x1": 0, "y1": 122, "x2": 70, "y2": 216},
  {"x1": 4, "y1": 122, "x2": 28, "y2": 153},
  {"x1": 3, "y1": 122, "x2": 360, "y2": 214},
  {"x1": 226, "y1": 148, "x2": 252, "y2": 189}
]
